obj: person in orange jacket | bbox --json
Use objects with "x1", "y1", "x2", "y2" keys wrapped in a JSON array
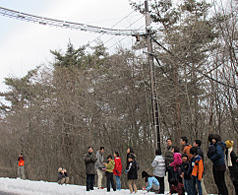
[
  {"x1": 190, "y1": 147, "x2": 204, "y2": 195},
  {"x1": 17, "y1": 152, "x2": 26, "y2": 179},
  {"x1": 180, "y1": 136, "x2": 193, "y2": 160}
]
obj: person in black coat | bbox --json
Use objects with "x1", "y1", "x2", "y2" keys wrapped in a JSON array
[
  {"x1": 181, "y1": 154, "x2": 194, "y2": 195},
  {"x1": 126, "y1": 154, "x2": 138, "y2": 193},
  {"x1": 84, "y1": 146, "x2": 97, "y2": 191},
  {"x1": 225, "y1": 140, "x2": 238, "y2": 194}
]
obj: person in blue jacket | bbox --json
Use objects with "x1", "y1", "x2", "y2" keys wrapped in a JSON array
[
  {"x1": 142, "y1": 171, "x2": 160, "y2": 194},
  {"x1": 207, "y1": 134, "x2": 228, "y2": 195}
]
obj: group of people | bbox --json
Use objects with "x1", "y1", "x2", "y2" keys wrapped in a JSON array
[
  {"x1": 163, "y1": 135, "x2": 238, "y2": 195},
  {"x1": 83, "y1": 135, "x2": 238, "y2": 194}
]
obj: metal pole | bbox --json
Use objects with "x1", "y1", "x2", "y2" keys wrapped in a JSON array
[{"x1": 144, "y1": 0, "x2": 161, "y2": 152}]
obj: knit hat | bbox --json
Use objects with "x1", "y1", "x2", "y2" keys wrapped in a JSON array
[{"x1": 225, "y1": 140, "x2": 234, "y2": 148}]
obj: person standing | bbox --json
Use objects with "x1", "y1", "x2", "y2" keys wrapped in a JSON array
[
  {"x1": 17, "y1": 153, "x2": 26, "y2": 179},
  {"x1": 169, "y1": 146, "x2": 184, "y2": 195},
  {"x1": 180, "y1": 137, "x2": 193, "y2": 160},
  {"x1": 126, "y1": 154, "x2": 138, "y2": 193},
  {"x1": 165, "y1": 138, "x2": 174, "y2": 170},
  {"x1": 113, "y1": 151, "x2": 122, "y2": 191},
  {"x1": 181, "y1": 154, "x2": 194, "y2": 195},
  {"x1": 207, "y1": 134, "x2": 228, "y2": 195},
  {"x1": 165, "y1": 138, "x2": 174, "y2": 191},
  {"x1": 193, "y1": 139, "x2": 207, "y2": 195},
  {"x1": 151, "y1": 149, "x2": 165, "y2": 194},
  {"x1": 225, "y1": 140, "x2": 238, "y2": 194},
  {"x1": 190, "y1": 147, "x2": 204, "y2": 195},
  {"x1": 193, "y1": 140, "x2": 204, "y2": 159},
  {"x1": 104, "y1": 155, "x2": 116, "y2": 192},
  {"x1": 95, "y1": 146, "x2": 105, "y2": 189},
  {"x1": 84, "y1": 146, "x2": 97, "y2": 191}
]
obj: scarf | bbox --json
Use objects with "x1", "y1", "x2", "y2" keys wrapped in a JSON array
[{"x1": 227, "y1": 147, "x2": 233, "y2": 167}]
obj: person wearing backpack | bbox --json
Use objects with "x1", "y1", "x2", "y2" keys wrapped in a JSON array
[
  {"x1": 207, "y1": 134, "x2": 228, "y2": 195},
  {"x1": 125, "y1": 154, "x2": 138, "y2": 193},
  {"x1": 225, "y1": 140, "x2": 238, "y2": 194}
]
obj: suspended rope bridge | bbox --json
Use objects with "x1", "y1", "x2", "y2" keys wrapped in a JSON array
[{"x1": 0, "y1": 6, "x2": 145, "y2": 36}]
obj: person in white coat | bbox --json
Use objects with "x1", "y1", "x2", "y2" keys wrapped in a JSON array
[{"x1": 151, "y1": 149, "x2": 166, "y2": 194}]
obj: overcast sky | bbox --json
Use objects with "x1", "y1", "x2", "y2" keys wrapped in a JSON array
[{"x1": 0, "y1": 0, "x2": 144, "y2": 91}]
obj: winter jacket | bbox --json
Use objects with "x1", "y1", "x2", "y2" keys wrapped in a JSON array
[
  {"x1": 208, "y1": 141, "x2": 226, "y2": 166},
  {"x1": 57, "y1": 172, "x2": 65, "y2": 181},
  {"x1": 105, "y1": 160, "x2": 115, "y2": 173},
  {"x1": 151, "y1": 155, "x2": 166, "y2": 177},
  {"x1": 146, "y1": 176, "x2": 160, "y2": 191},
  {"x1": 181, "y1": 162, "x2": 192, "y2": 180},
  {"x1": 18, "y1": 157, "x2": 24, "y2": 167},
  {"x1": 126, "y1": 160, "x2": 138, "y2": 180},
  {"x1": 113, "y1": 157, "x2": 122, "y2": 176},
  {"x1": 182, "y1": 144, "x2": 193, "y2": 160},
  {"x1": 170, "y1": 153, "x2": 182, "y2": 171},
  {"x1": 84, "y1": 152, "x2": 97, "y2": 175},
  {"x1": 191, "y1": 155, "x2": 204, "y2": 181},
  {"x1": 95, "y1": 151, "x2": 104, "y2": 169},
  {"x1": 165, "y1": 146, "x2": 174, "y2": 169}
]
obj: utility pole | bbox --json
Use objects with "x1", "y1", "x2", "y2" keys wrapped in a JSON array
[{"x1": 144, "y1": 0, "x2": 161, "y2": 152}]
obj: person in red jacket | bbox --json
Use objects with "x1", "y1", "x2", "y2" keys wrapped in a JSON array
[
  {"x1": 18, "y1": 153, "x2": 26, "y2": 179},
  {"x1": 113, "y1": 151, "x2": 122, "y2": 190}
]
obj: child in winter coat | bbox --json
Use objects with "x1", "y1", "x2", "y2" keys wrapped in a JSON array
[
  {"x1": 104, "y1": 155, "x2": 116, "y2": 192},
  {"x1": 169, "y1": 146, "x2": 184, "y2": 195},
  {"x1": 126, "y1": 154, "x2": 138, "y2": 193},
  {"x1": 142, "y1": 171, "x2": 160, "y2": 194},
  {"x1": 181, "y1": 154, "x2": 194, "y2": 195},
  {"x1": 190, "y1": 147, "x2": 204, "y2": 195},
  {"x1": 225, "y1": 140, "x2": 238, "y2": 194},
  {"x1": 113, "y1": 151, "x2": 122, "y2": 190},
  {"x1": 170, "y1": 146, "x2": 182, "y2": 171}
]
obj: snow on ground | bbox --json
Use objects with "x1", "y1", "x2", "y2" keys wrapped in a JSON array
[{"x1": 0, "y1": 178, "x2": 162, "y2": 195}]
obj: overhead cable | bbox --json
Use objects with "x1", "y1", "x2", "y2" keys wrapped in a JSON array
[{"x1": 0, "y1": 6, "x2": 145, "y2": 36}]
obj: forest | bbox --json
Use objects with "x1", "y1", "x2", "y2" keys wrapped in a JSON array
[{"x1": 0, "y1": 0, "x2": 237, "y2": 193}]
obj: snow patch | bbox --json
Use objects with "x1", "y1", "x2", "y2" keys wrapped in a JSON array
[{"x1": 0, "y1": 178, "x2": 159, "y2": 195}]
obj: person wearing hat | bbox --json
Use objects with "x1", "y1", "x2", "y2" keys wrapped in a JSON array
[
  {"x1": 142, "y1": 171, "x2": 160, "y2": 194},
  {"x1": 225, "y1": 140, "x2": 238, "y2": 194}
]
